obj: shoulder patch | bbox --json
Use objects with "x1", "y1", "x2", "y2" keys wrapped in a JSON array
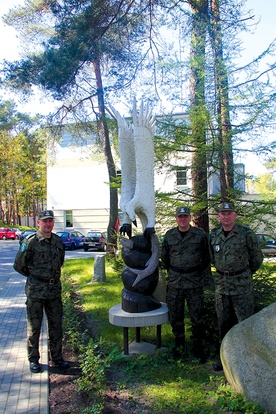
[{"x1": 20, "y1": 242, "x2": 27, "y2": 252}]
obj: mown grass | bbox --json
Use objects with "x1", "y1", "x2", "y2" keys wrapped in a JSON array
[
  {"x1": 61, "y1": 256, "x2": 275, "y2": 414},
  {"x1": 0, "y1": 221, "x2": 37, "y2": 231}
]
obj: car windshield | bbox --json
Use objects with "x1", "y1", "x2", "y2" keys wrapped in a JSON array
[
  {"x1": 56, "y1": 232, "x2": 68, "y2": 237},
  {"x1": 87, "y1": 232, "x2": 101, "y2": 237}
]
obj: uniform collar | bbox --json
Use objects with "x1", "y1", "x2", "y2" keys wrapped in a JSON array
[
  {"x1": 219, "y1": 223, "x2": 238, "y2": 234},
  {"x1": 36, "y1": 230, "x2": 52, "y2": 242}
]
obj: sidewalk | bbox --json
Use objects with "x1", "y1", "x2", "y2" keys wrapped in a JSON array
[{"x1": 0, "y1": 271, "x2": 49, "y2": 414}]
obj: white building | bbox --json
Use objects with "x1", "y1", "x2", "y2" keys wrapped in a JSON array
[
  {"x1": 47, "y1": 130, "x2": 111, "y2": 234},
  {"x1": 47, "y1": 122, "x2": 245, "y2": 234}
]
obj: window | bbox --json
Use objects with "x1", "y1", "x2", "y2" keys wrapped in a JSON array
[
  {"x1": 65, "y1": 210, "x2": 73, "y2": 227},
  {"x1": 176, "y1": 168, "x2": 187, "y2": 186}
]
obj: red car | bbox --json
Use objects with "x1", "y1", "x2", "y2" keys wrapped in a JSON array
[{"x1": 0, "y1": 228, "x2": 17, "y2": 240}]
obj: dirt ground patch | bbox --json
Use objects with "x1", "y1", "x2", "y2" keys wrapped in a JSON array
[
  {"x1": 48, "y1": 343, "x2": 86, "y2": 414},
  {"x1": 48, "y1": 340, "x2": 155, "y2": 414}
]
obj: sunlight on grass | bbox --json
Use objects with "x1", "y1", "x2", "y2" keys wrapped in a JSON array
[
  {"x1": 142, "y1": 380, "x2": 214, "y2": 412},
  {"x1": 61, "y1": 256, "x2": 273, "y2": 414}
]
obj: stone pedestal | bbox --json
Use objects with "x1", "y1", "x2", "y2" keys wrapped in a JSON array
[
  {"x1": 93, "y1": 254, "x2": 106, "y2": 282},
  {"x1": 109, "y1": 302, "x2": 169, "y2": 355}
]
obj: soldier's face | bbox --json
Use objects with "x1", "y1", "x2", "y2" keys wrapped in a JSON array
[
  {"x1": 38, "y1": 218, "x2": 55, "y2": 237},
  {"x1": 218, "y1": 211, "x2": 237, "y2": 228},
  {"x1": 176, "y1": 214, "x2": 191, "y2": 231}
]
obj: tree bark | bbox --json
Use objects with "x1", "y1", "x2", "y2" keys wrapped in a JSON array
[
  {"x1": 189, "y1": 0, "x2": 209, "y2": 232},
  {"x1": 209, "y1": 0, "x2": 234, "y2": 199},
  {"x1": 93, "y1": 57, "x2": 118, "y2": 248}
]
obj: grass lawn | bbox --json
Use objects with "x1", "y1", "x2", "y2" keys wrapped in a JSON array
[{"x1": 61, "y1": 256, "x2": 274, "y2": 414}]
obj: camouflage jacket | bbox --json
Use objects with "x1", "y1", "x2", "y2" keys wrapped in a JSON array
[
  {"x1": 161, "y1": 226, "x2": 211, "y2": 289},
  {"x1": 209, "y1": 224, "x2": 263, "y2": 295},
  {"x1": 14, "y1": 230, "x2": 65, "y2": 282}
]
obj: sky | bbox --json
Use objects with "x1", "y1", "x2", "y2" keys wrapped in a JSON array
[{"x1": 0, "y1": 0, "x2": 275, "y2": 174}]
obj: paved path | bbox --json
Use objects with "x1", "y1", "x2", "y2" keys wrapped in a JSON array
[
  {"x1": 0, "y1": 239, "x2": 102, "y2": 414},
  {"x1": 0, "y1": 242, "x2": 48, "y2": 414}
]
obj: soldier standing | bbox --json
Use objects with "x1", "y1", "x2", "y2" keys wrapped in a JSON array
[
  {"x1": 161, "y1": 206, "x2": 211, "y2": 362},
  {"x1": 209, "y1": 202, "x2": 263, "y2": 371},
  {"x1": 14, "y1": 210, "x2": 69, "y2": 373}
]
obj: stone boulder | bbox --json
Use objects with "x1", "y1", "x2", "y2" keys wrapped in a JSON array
[{"x1": 221, "y1": 302, "x2": 276, "y2": 414}]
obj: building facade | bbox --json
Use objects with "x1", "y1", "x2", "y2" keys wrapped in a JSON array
[{"x1": 47, "y1": 122, "x2": 246, "y2": 235}]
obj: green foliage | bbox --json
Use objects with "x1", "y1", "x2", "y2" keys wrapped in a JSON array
[
  {"x1": 3, "y1": 0, "x2": 147, "y2": 100},
  {"x1": 253, "y1": 263, "x2": 276, "y2": 312},
  {"x1": 60, "y1": 256, "x2": 274, "y2": 413},
  {"x1": 107, "y1": 249, "x2": 125, "y2": 274},
  {"x1": 214, "y1": 379, "x2": 267, "y2": 414},
  {"x1": 248, "y1": 173, "x2": 276, "y2": 200},
  {"x1": 0, "y1": 100, "x2": 46, "y2": 225},
  {"x1": 77, "y1": 340, "x2": 107, "y2": 393}
]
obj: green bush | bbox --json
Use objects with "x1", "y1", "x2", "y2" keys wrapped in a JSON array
[{"x1": 253, "y1": 264, "x2": 276, "y2": 312}]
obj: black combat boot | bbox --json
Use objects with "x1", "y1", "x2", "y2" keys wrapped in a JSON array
[
  {"x1": 30, "y1": 360, "x2": 41, "y2": 373},
  {"x1": 51, "y1": 358, "x2": 69, "y2": 370},
  {"x1": 213, "y1": 358, "x2": 223, "y2": 371},
  {"x1": 191, "y1": 341, "x2": 206, "y2": 364}
]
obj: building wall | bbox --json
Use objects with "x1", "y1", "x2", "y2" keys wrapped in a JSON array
[
  {"x1": 52, "y1": 208, "x2": 110, "y2": 235},
  {"x1": 47, "y1": 140, "x2": 111, "y2": 233}
]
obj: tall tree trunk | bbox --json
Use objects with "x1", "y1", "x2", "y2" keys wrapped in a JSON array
[
  {"x1": 93, "y1": 57, "x2": 118, "y2": 248},
  {"x1": 189, "y1": 0, "x2": 209, "y2": 232},
  {"x1": 209, "y1": 0, "x2": 234, "y2": 199}
]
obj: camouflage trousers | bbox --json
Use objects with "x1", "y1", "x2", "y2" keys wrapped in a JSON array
[
  {"x1": 26, "y1": 297, "x2": 63, "y2": 362},
  {"x1": 215, "y1": 292, "x2": 254, "y2": 341},
  {"x1": 166, "y1": 285, "x2": 205, "y2": 345}
]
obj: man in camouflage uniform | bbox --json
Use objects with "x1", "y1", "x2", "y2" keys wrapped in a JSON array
[
  {"x1": 209, "y1": 202, "x2": 263, "y2": 371},
  {"x1": 14, "y1": 210, "x2": 69, "y2": 373},
  {"x1": 161, "y1": 206, "x2": 211, "y2": 362}
]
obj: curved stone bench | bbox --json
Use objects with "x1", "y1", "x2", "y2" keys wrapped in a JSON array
[{"x1": 109, "y1": 303, "x2": 169, "y2": 355}]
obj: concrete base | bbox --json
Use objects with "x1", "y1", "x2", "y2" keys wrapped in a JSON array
[
  {"x1": 109, "y1": 302, "x2": 169, "y2": 355},
  {"x1": 122, "y1": 340, "x2": 167, "y2": 357},
  {"x1": 109, "y1": 303, "x2": 169, "y2": 327}
]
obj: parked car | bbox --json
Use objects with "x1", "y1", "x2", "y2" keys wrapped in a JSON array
[
  {"x1": 0, "y1": 228, "x2": 17, "y2": 240},
  {"x1": 83, "y1": 231, "x2": 107, "y2": 252},
  {"x1": 19, "y1": 230, "x2": 37, "y2": 244},
  {"x1": 14, "y1": 228, "x2": 24, "y2": 239},
  {"x1": 56, "y1": 230, "x2": 85, "y2": 250},
  {"x1": 256, "y1": 233, "x2": 276, "y2": 256}
]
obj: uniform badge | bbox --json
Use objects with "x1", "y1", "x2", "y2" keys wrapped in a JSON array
[
  {"x1": 215, "y1": 245, "x2": 220, "y2": 252},
  {"x1": 20, "y1": 242, "x2": 27, "y2": 252}
]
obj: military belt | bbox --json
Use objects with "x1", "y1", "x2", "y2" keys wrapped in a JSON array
[
  {"x1": 169, "y1": 264, "x2": 202, "y2": 274},
  {"x1": 216, "y1": 268, "x2": 248, "y2": 276},
  {"x1": 30, "y1": 274, "x2": 57, "y2": 284}
]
